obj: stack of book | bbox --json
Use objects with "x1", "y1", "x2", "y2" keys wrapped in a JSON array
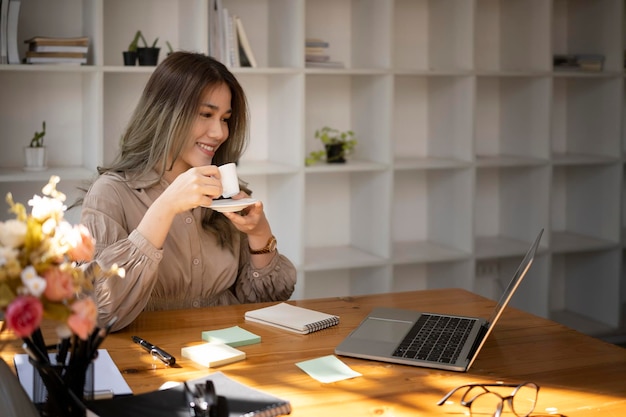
[
  {"x1": 305, "y1": 38, "x2": 344, "y2": 68},
  {"x1": 553, "y1": 53, "x2": 605, "y2": 72},
  {"x1": 23, "y1": 36, "x2": 89, "y2": 65}
]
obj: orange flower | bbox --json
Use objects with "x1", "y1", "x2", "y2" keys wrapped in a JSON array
[
  {"x1": 43, "y1": 266, "x2": 75, "y2": 301},
  {"x1": 67, "y1": 297, "x2": 97, "y2": 340},
  {"x1": 66, "y1": 224, "x2": 95, "y2": 262}
]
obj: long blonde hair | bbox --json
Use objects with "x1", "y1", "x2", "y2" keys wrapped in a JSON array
[
  {"x1": 98, "y1": 52, "x2": 250, "y2": 249},
  {"x1": 103, "y1": 51, "x2": 248, "y2": 177}
]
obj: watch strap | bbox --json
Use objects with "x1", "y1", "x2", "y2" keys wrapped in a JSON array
[{"x1": 249, "y1": 235, "x2": 277, "y2": 254}]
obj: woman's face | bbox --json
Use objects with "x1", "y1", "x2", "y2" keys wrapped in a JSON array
[{"x1": 169, "y1": 83, "x2": 232, "y2": 177}]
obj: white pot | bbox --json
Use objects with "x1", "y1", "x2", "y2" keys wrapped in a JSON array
[{"x1": 23, "y1": 146, "x2": 47, "y2": 171}]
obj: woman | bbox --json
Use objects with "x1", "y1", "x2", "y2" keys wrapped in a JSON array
[{"x1": 80, "y1": 52, "x2": 296, "y2": 331}]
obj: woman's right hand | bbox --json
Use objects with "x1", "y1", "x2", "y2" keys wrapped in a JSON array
[{"x1": 160, "y1": 166, "x2": 224, "y2": 213}]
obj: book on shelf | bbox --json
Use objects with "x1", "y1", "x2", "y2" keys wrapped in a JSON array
[
  {"x1": 305, "y1": 38, "x2": 329, "y2": 48},
  {"x1": 304, "y1": 37, "x2": 343, "y2": 68},
  {"x1": 234, "y1": 14, "x2": 257, "y2": 68},
  {"x1": 29, "y1": 44, "x2": 89, "y2": 53},
  {"x1": 305, "y1": 60, "x2": 345, "y2": 69},
  {"x1": 245, "y1": 302, "x2": 339, "y2": 334},
  {"x1": 25, "y1": 56, "x2": 87, "y2": 65},
  {"x1": 25, "y1": 51, "x2": 86, "y2": 59},
  {"x1": 208, "y1": 0, "x2": 223, "y2": 63},
  {"x1": 0, "y1": 0, "x2": 9, "y2": 64},
  {"x1": 24, "y1": 35, "x2": 89, "y2": 47},
  {"x1": 6, "y1": 0, "x2": 20, "y2": 64},
  {"x1": 553, "y1": 53, "x2": 604, "y2": 72},
  {"x1": 87, "y1": 371, "x2": 292, "y2": 417}
]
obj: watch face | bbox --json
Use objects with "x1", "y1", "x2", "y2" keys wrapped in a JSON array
[{"x1": 268, "y1": 237, "x2": 277, "y2": 252}]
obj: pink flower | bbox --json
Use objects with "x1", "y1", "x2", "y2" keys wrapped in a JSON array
[
  {"x1": 67, "y1": 224, "x2": 95, "y2": 262},
  {"x1": 43, "y1": 266, "x2": 75, "y2": 301},
  {"x1": 5, "y1": 296, "x2": 44, "y2": 338},
  {"x1": 67, "y1": 297, "x2": 97, "y2": 340}
]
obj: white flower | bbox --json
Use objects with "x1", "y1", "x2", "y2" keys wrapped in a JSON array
[
  {"x1": 28, "y1": 194, "x2": 66, "y2": 222},
  {"x1": 0, "y1": 219, "x2": 27, "y2": 248},
  {"x1": 21, "y1": 265, "x2": 47, "y2": 297},
  {"x1": 0, "y1": 246, "x2": 19, "y2": 267}
]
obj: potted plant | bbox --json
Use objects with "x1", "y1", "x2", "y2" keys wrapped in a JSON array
[
  {"x1": 305, "y1": 126, "x2": 357, "y2": 166},
  {"x1": 122, "y1": 30, "x2": 141, "y2": 66},
  {"x1": 24, "y1": 121, "x2": 47, "y2": 171},
  {"x1": 137, "y1": 32, "x2": 160, "y2": 66}
]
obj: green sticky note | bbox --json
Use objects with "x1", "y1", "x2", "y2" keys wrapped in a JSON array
[
  {"x1": 296, "y1": 355, "x2": 362, "y2": 383},
  {"x1": 201, "y1": 326, "x2": 261, "y2": 347}
]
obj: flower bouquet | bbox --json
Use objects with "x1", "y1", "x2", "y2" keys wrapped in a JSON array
[{"x1": 0, "y1": 176, "x2": 123, "y2": 416}]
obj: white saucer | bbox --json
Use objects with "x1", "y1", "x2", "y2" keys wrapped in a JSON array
[{"x1": 209, "y1": 198, "x2": 257, "y2": 213}]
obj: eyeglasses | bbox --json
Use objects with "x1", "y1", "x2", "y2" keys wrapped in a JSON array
[{"x1": 437, "y1": 382, "x2": 539, "y2": 417}]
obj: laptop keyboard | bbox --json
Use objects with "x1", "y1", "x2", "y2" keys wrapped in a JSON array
[{"x1": 392, "y1": 314, "x2": 475, "y2": 364}]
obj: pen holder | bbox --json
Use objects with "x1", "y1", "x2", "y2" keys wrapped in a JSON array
[{"x1": 33, "y1": 358, "x2": 95, "y2": 404}]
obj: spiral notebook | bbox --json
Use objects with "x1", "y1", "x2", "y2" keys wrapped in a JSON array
[{"x1": 244, "y1": 302, "x2": 339, "y2": 334}]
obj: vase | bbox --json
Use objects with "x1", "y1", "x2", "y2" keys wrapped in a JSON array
[
  {"x1": 137, "y1": 47, "x2": 160, "y2": 66},
  {"x1": 325, "y1": 143, "x2": 346, "y2": 163},
  {"x1": 122, "y1": 50, "x2": 137, "y2": 66},
  {"x1": 30, "y1": 348, "x2": 95, "y2": 417},
  {"x1": 23, "y1": 146, "x2": 47, "y2": 171},
  {"x1": 0, "y1": 357, "x2": 40, "y2": 417}
]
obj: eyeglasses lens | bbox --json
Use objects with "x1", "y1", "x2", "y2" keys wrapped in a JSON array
[
  {"x1": 511, "y1": 383, "x2": 538, "y2": 416},
  {"x1": 470, "y1": 391, "x2": 503, "y2": 416}
]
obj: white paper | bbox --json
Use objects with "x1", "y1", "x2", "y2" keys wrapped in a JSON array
[{"x1": 13, "y1": 349, "x2": 133, "y2": 400}]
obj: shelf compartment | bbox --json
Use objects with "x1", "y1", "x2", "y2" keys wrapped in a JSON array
[
  {"x1": 393, "y1": 0, "x2": 473, "y2": 71},
  {"x1": 103, "y1": 0, "x2": 205, "y2": 67},
  {"x1": 306, "y1": 0, "x2": 390, "y2": 69},
  {"x1": 299, "y1": 266, "x2": 391, "y2": 299},
  {"x1": 305, "y1": 74, "x2": 392, "y2": 166},
  {"x1": 0, "y1": 72, "x2": 100, "y2": 174},
  {"x1": 304, "y1": 171, "x2": 390, "y2": 269},
  {"x1": 392, "y1": 241, "x2": 470, "y2": 265},
  {"x1": 392, "y1": 168, "x2": 473, "y2": 260},
  {"x1": 550, "y1": 249, "x2": 621, "y2": 330},
  {"x1": 552, "y1": 0, "x2": 623, "y2": 72},
  {"x1": 240, "y1": 172, "x2": 303, "y2": 266},
  {"x1": 393, "y1": 260, "x2": 473, "y2": 293},
  {"x1": 475, "y1": 165, "x2": 550, "y2": 255},
  {"x1": 237, "y1": 73, "x2": 303, "y2": 168},
  {"x1": 15, "y1": 0, "x2": 97, "y2": 66},
  {"x1": 551, "y1": 164, "x2": 621, "y2": 247},
  {"x1": 475, "y1": 253, "x2": 550, "y2": 318},
  {"x1": 552, "y1": 76, "x2": 621, "y2": 159},
  {"x1": 475, "y1": 76, "x2": 551, "y2": 161},
  {"x1": 393, "y1": 75, "x2": 474, "y2": 164},
  {"x1": 475, "y1": 0, "x2": 551, "y2": 72}
]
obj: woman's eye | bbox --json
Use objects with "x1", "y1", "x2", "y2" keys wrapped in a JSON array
[{"x1": 200, "y1": 112, "x2": 212, "y2": 119}]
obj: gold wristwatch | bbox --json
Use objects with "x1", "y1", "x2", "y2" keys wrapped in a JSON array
[{"x1": 249, "y1": 235, "x2": 277, "y2": 254}]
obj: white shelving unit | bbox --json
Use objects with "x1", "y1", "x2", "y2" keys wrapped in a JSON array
[{"x1": 1, "y1": 0, "x2": 624, "y2": 337}]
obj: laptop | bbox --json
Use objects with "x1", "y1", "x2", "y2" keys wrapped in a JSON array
[{"x1": 335, "y1": 229, "x2": 543, "y2": 372}]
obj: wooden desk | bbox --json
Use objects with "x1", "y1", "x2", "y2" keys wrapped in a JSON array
[{"x1": 2, "y1": 289, "x2": 626, "y2": 416}]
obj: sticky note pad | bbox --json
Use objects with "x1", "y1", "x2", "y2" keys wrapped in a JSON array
[
  {"x1": 296, "y1": 355, "x2": 362, "y2": 383},
  {"x1": 181, "y1": 342, "x2": 245, "y2": 368},
  {"x1": 201, "y1": 326, "x2": 261, "y2": 347}
]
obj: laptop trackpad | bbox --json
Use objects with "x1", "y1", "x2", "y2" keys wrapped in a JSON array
[{"x1": 350, "y1": 317, "x2": 413, "y2": 342}]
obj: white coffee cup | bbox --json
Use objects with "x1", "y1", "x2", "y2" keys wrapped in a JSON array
[{"x1": 219, "y1": 163, "x2": 240, "y2": 198}]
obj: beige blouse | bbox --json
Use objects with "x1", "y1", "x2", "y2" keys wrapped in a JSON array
[{"x1": 80, "y1": 171, "x2": 297, "y2": 331}]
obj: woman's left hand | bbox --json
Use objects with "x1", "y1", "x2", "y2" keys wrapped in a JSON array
[{"x1": 222, "y1": 194, "x2": 271, "y2": 238}]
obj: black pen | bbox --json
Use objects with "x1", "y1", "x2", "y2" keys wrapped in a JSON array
[{"x1": 131, "y1": 335, "x2": 176, "y2": 366}]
